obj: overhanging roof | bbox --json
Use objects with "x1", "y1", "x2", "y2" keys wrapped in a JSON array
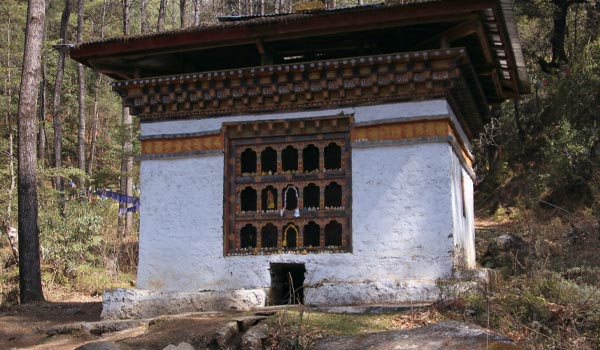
[{"x1": 70, "y1": 0, "x2": 528, "y2": 104}]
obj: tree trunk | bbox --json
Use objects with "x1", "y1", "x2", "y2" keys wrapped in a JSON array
[
  {"x1": 53, "y1": 0, "x2": 71, "y2": 197},
  {"x1": 158, "y1": 0, "x2": 166, "y2": 31},
  {"x1": 119, "y1": 0, "x2": 134, "y2": 238},
  {"x1": 513, "y1": 98, "x2": 526, "y2": 142},
  {"x1": 180, "y1": 0, "x2": 188, "y2": 27},
  {"x1": 88, "y1": 0, "x2": 107, "y2": 175},
  {"x1": 141, "y1": 0, "x2": 149, "y2": 33},
  {"x1": 193, "y1": 0, "x2": 201, "y2": 26},
  {"x1": 100, "y1": 0, "x2": 108, "y2": 38},
  {"x1": 88, "y1": 74, "x2": 101, "y2": 175},
  {"x1": 3, "y1": 134, "x2": 18, "y2": 264},
  {"x1": 4, "y1": 12, "x2": 13, "y2": 128},
  {"x1": 539, "y1": 0, "x2": 586, "y2": 72},
  {"x1": 122, "y1": 0, "x2": 130, "y2": 35},
  {"x1": 118, "y1": 106, "x2": 134, "y2": 238},
  {"x1": 550, "y1": 0, "x2": 570, "y2": 65},
  {"x1": 3, "y1": 15, "x2": 16, "y2": 254},
  {"x1": 38, "y1": 63, "x2": 46, "y2": 165},
  {"x1": 17, "y1": 0, "x2": 46, "y2": 304},
  {"x1": 77, "y1": 0, "x2": 86, "y2": 178}
]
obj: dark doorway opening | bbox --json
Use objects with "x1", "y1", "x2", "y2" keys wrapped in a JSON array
[{"x1": 269, "y1": 263, "x2": 306, "y2": 305}]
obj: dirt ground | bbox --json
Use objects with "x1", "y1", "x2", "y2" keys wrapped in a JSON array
[
  {"x1": 0, "y1": 301, "x2": 103, "y2": 349},
  {"x1": 0, "y1": 219, "x2": 519, "y2": 350},
  {"x1": 0, "y1": 301, "x2": 524, "y2": 350},
  {"x1": 0, "y1": 300, "x2": 266, "y2": 350}
]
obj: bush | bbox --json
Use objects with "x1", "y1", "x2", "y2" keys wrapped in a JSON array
[
  {"x1": 501, "y1": 291, "x2": 551, "y2": 325},
  {"x1": 38, "y1": 188, "x2": 118, "y2": 288}
]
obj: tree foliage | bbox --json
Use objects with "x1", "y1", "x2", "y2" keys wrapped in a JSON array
[{"x1": 476, "y1": 0, "x2": 600, "y2": 213}]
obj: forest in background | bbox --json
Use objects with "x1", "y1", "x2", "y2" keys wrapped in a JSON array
[{"x1": 0, "y1": 0, "x2": 599, "y2": 348}]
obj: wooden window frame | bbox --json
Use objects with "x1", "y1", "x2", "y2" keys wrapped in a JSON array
[{"x1": 223, "y1": 115, "x2": 353, "y2": 256}]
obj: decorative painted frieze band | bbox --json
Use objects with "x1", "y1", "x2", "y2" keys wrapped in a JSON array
[
  {"x1": 141, "y1": 133, "x2": 224, "y2": 157},
  {"x1": 113, "y1": 48, "x2": 487, "y2": 135},
  {"x1": 352, "y1": 119, "x2": 449, "y2": 143},
  {"x1": 351, "y1": 119, "x2": 473, "y2": 164},
  {"x1": 140, "y1": 118, "x2": 474, "y2": 169}
]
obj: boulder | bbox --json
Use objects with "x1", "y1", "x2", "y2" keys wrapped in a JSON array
[
  {"x1": 312, "y1": 321, "x2": 521, "y2": 350},
  {"x1": 75, "y1": 341, "x2": 120, "y2": 350},
  {"x1": 162, "y1": 342, "x2": 195, "y2": 350}
]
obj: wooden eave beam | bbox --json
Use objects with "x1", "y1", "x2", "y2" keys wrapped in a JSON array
[
  {"x1": 474, "y1": 20, "x2": 494, "y2": 64},
  {"x1": 256, "y1": 39, "x2": 273, "y2": 65},
  {"x1": 493, "y1": 0, "x2": 526, "y2": 96},
  {"x1": 412, "y1": 13, "x2": 507, "y2": 102},
  {"x1": 411, "y1": 15, "x2": 480, "y2": 50},
  {"x1": 89, "y1": 61, "x2": 167, "y2": 80},
  {"x1": 90, "y1": 64, "x2": 135, "y2": 80},
  {"x1": 489, "y1": 69, "x2": 504, "y2": 99},
  {"x1": 480, "y1": 25, "x2": 505, "y2": 100}
]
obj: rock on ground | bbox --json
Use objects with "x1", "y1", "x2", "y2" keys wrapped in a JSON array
[
  {"x1": 312, "y1": 321, "x2": 522, "y2": 350},
  {"x1": 74, "y1": 341, "x2": 121, "y2": 350},
  {"x1": 162, "y1": 342, "x2": 195, "y2": 350}
]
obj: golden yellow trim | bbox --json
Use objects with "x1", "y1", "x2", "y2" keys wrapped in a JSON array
[
  {"x1": 351, "y1": 119, "x2": 473, "y2": 164},
  {"x1": 141, "y1": 133, "x2": 224, "y2": 156},
  {"x1": 352, "y1": 120, "x2": 450, "y2": 142}
]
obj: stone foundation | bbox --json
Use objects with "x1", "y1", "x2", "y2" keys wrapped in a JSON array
[
  {"x1": 101, "y1": 288, "x2": 267, "y2": 320},
  {"x1": 101, "y1": 268, "x2": 496, "y2": 319},
  {"x1": 101, "y1": 279, "x2": 441, "y2": 319}
]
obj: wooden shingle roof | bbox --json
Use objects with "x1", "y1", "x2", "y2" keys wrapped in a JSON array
[{"x1": 70, "y1": 0, "x2": 528, "y2": 104}]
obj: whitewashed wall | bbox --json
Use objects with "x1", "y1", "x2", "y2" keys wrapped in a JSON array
[
  {"x1": 449, "y1": 152, "x2": 476, "y2": 269},
  {"x1": 137, "y1": 100, "x2": 475, "y2": 305}
]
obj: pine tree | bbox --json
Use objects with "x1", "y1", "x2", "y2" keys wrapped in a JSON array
[{"x1": 17, "y1": 0, "x2": 46, "y2": 303}]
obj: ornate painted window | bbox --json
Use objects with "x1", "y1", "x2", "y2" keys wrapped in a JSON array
[{"x1": 224, "y1": 116, "x2": 352, "y2": 256}]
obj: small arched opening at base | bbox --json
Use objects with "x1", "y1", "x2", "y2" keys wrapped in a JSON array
[{"x1": 269, "y1": 263, "x2": 306, "y2": 305}]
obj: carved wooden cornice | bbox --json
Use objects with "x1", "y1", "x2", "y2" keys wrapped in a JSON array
[{"x1": 114, "y1": 48, "x2": 488, "y2": 134}]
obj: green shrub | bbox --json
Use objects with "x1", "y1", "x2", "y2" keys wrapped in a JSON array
[
  {"x1": 501, "y1": 291, "x2": 551, "y2": 324},
  {"x1": 39, "y1": 196, "x2": 108, "y2": 283},
  {"x1": 72, "y1": 264, "x2": 134, "y2": 296}
]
